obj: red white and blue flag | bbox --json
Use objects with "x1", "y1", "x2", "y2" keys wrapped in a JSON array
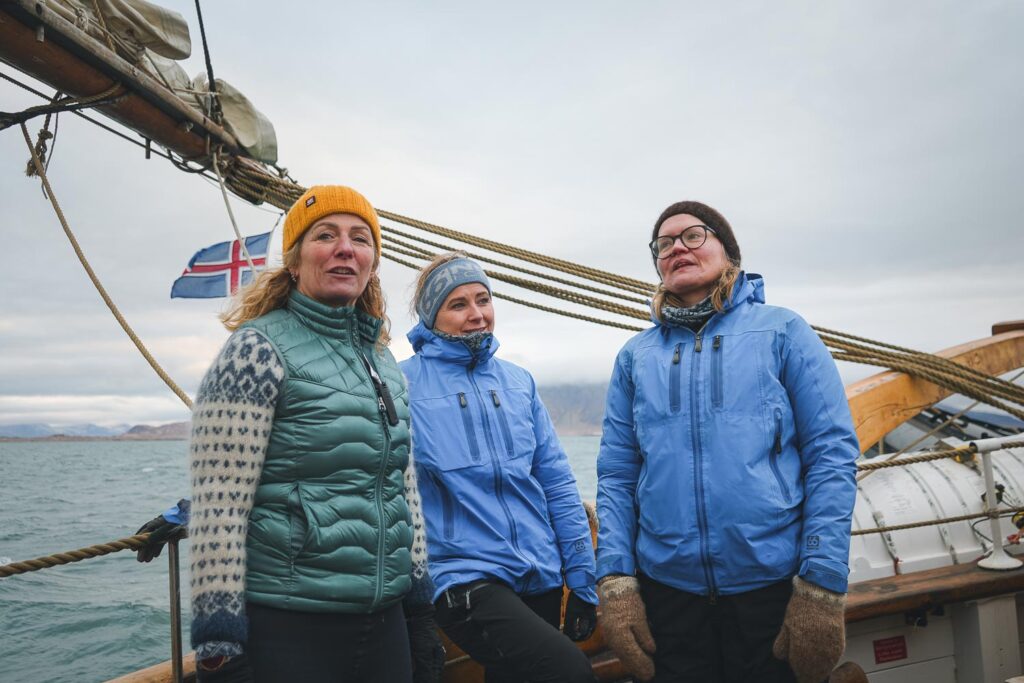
[{"x1": 171, "y1": 232, "x2": 272, "y2": 299}]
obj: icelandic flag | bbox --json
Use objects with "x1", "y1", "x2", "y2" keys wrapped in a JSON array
[{"x1": 171, "y1": 232, "x2": 272, "y2": 299}]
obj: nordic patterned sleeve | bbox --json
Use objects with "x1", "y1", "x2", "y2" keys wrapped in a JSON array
[
  {"x1": 403, "y1": 446, "x2": 436, "y2": 607},
  {"x1": 188, "y1": 328, "x2": 284, "y2": 660}
]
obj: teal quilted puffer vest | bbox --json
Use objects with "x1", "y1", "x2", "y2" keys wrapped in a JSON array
[{"x1": 241, "y1": 290, "x2": 412, "y2": 613}]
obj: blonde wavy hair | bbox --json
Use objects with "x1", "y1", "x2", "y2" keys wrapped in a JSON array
[
  {"x1": 652, "y1": 262, "x2": 741, "y2": 323},
  {"x1": 409, "y1": 250, "x2": 470, "y2": 321},
  {"x1": 221, "y1": 236, "x2": 391, "y2": 347}
]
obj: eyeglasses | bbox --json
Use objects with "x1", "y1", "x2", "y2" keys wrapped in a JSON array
[{"x1": 649, "y1": 225, "x2": 715, "y2": 259}]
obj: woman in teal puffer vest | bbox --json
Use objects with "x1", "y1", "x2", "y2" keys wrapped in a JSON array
[{"x1": 186, "y1": 185, "x2": 442, "y2": 682}]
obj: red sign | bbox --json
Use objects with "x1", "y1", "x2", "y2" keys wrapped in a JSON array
[{"x1": 873, "y1": 635, "x2": 908, "y2": 664}]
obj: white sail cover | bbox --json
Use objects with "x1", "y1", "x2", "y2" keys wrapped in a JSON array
[
  {"x1": 48, "y1": 0, "x2": 191, "y2": 61},
  {"x1": 192, "y1": 74, "x2": 279, "y2": 165}
]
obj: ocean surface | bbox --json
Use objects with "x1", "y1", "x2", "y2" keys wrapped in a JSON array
[{"x1": 0, "y1": 436, "x2": 600, "y2": 682}]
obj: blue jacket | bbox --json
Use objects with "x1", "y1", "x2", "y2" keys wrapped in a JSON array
[
  {"x1": 401, "y1": 323, "x2": 598, "y2": 604},
  {"x1": 596, "y1": 272, "x2": 858, "y2": 595}
]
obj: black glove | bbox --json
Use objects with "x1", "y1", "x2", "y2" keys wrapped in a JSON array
[
  {"x1": 405, "y1": 600, "x2": 446, "y2": 683},
  {"x1": 196, "y1": 654, "x2": 254, "y2": 683},
  {"x1": 563, "y1": 590, "x2": 597, "y2": 642},
  {"x1": 135, "y1": 498, "x2": 190, "y2": 563}
]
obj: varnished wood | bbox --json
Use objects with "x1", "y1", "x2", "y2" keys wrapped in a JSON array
[
  {"x1": 106, "y1": 653, "x2": 195, "y2": 683},
  {"x1": 845, "y1": 560, "x2": 1024, "y2": 623},
  {"x1": 0, "y1": 2, "x2": 239, "y2": 160},
  {"x1": 845, "y1": 331, "x2": 1024, "y2": 452},
  {"x1": 994, "y1": 320, "x2": 1024, "y2": 336}
]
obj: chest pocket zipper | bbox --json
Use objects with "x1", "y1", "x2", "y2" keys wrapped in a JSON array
[
  {"x1": 429, "y1": 470, "x2": 455, "y2": 539},
  {"x1": 768, "y1": 408, "x2": 792, "y2": 503},
  {"x1": 457, "y1": 393, "x2": 481, "y2": 463},
  {"x1": 711, "y1": 335, "x2": 724, "y2": 408},
  {"x1": 491, "y1": 390, "x2": 515, "y2": 457},
  {"x1": 669, "y1": 343, "x2": 682, "y2": 413}
]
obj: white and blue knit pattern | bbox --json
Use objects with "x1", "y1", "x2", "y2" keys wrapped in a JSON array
[
  {"x1": 189, "y1": 328, "x2": 434, "y2": 657},
  {"x1": 189, "y1": 329, "x2": 283, "y2": 659}
]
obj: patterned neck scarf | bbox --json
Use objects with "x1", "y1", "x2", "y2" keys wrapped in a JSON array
[
  {"x1": 661, "y1": 296, "x2": 716, "y2": 331},
  {"x1": 435, "y1": 329, "x2": 494, "y2": 354}
]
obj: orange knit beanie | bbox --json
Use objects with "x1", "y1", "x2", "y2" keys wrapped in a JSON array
[{"x1": 283, "y1": 185, "x2": 381, "y2": 257}]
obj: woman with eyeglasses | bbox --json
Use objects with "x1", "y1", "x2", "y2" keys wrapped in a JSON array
[{"x1": 595, "y1": 202, "x2": 860, "y2": 683}]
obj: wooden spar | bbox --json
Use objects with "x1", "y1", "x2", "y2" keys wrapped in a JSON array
[
  {"x1": 845, "y1": 326, "x2": 1024, "y2": 453},
  {"x1": 0, "y1": 0, "x2": 239, "y2": 161}
]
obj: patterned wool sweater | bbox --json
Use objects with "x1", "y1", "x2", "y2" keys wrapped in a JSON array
[{"x1": 189, "y1": 328, "x2": 431, "y2": 659}]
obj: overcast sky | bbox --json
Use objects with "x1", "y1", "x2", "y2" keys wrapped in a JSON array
[{"x1": 1, "y1": 0, "x2": 1022, "y2": 427}]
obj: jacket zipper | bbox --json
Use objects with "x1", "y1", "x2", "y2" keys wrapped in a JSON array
[
  {"x1": 358, "y1": 349, "x2": 392, "y2": 610},
  {"x1": 429, "y1": 470, "x2": 455, "y2": 539},
  {"x1": 711, "y1": 335, "x2": 723, "y2": 408},
  {"x1": 768, "y1": 407, "x2": 792, "y2": 503},
  {"x1": 467, "y1": 370, "x2": 533, "y2": 578},
  {"x1": 689, "y1": 327, "x2": 718, "y2": 602},
  {"x1": 457, "y1": 393, "x2": 482, "y2": 463},
  {"x1": 490, "y1": 390, "x2": 515, "y2": 456},
  {"x1": 669, "y1": 343, "x2": 682, "y2": 412}
]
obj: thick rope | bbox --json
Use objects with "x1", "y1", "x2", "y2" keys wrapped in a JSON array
[
  {"x1": 856, "y1": 446, "x2": 978, "y2": 471},
  {"x1": 851, "y1": 508, "x2": 1024, "y2": 536},
  {"x1": 385, "y1": 242, "x2": 649, "y2": 321},
  {"x1": 20, "y1": 124, "x2": 194, "y2": 409},
  {"x1": 0, "y1": 534, "x2": 150, "y2": 578},
  {"x1": 1, "y1": 82, "x2": 124, "y2": 131},
  {"x1": 381, "y1": 224, "x2": 651, "y2": 306},
  {"x1": 213, "y1": 150, "x2": 256, "y2": 272},
  {"x1": 383, "y1": 251, "x2": 645, "y2": 332}
]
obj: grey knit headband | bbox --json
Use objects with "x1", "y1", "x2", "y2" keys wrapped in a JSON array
[{"x1": 416, "y1": 258, "x2": 492, "y2": 328}]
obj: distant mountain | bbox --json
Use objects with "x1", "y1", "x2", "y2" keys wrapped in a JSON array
[
  {"x1": 1, "y1": 384, "x2": 609, "y2": 441},
  {"x1": 539, "y1": 383, "x2": 608, "y2": 436},
  {"x1": 0, "y1": 421, "x2": 187, "y2": 441}
]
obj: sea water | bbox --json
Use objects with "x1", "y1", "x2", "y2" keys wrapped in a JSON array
[{"x1": 0, "y1": 436, "x2": 600, "y2": 682}]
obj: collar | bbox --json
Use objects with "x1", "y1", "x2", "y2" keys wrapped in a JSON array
[
  {"x1": 287, "y1": 289, "x2": 381, "y2": 345},
  {"x1": 407, "y1": 321, "x2": 500, "y2": 367}
]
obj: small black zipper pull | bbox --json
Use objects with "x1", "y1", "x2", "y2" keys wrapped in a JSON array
[
  {"x1": 713, "y1": 335, "x2": 722, "y2": 351},
  {"x1": 490, "y1": 390, "x2": 501, "y2": 407},
  {"x1": 458, "y1": 392, "x2": 468, "y2": 408},
  {"x1": 695, "y1": 335, "x2": 703, "y2": 353},
  {"x1": 360, "y1": 352, "x2": 400, "y2": 427},
  {"x1": 774, "y1": 431, "x2": 782, "y2": 454},
  {"x1": 672, "y1": 343, "x2": 681, "y2": 365}
]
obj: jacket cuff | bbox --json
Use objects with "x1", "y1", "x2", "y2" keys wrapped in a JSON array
[
  {"x1": 195, "y1": 640, "x2": 243, "y2": 660},
  {"x1": 596, "y1": 552, "x2": 635, "y2": 581},
  {"x1": 565, "y1": 569, "x2": 598, "y2": 605},
  {"x1": 799, "y1": 558, "x2": 849, "y2": 593}
]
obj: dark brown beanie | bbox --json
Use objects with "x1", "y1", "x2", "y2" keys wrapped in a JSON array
[{"x1": 652, "y1": 201, "x2": 741, "y2": 266}]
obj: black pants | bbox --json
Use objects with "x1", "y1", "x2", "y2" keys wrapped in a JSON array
[
  {"x1": 435, "y1": 581, "x2": 596, "y2": 683},
  {"x1": 246, "y1": 601, "x2": 412, "y2": 682},
  {"x1": 638, "y1": 576, "x2": 797, "y2": 683}
]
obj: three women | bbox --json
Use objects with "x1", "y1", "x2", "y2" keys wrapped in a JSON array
[{"x1": 596, "y1": 201, "x2": 859, "y2": 683}]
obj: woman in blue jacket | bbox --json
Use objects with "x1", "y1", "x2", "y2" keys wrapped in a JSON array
[
  {"x1": 596, "y1": 202, "x2": 859, "y2": 683},
  {"x1": 401, "y1": 253, "x2": 599, "y2": 683}
]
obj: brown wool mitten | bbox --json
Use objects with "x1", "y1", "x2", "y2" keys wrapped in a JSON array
[
  {"x1": 829, "y1": 661, "x2": 868, "y2": 683},
  {"x1": 597, "y1": 576, "x2": 656, "y2": 682},
  {"x1": 772, "y1": 577, "x2": 846, "y2": 683}
]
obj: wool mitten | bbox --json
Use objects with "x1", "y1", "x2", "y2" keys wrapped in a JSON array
[
  {"x1": 597, "y1": 576, "x2": 656, "y2": 681},
  {"x1": 772, "y1": 577, "x2": 846, "y2": 683},
  {"x1": 829, "y1": 661, "x2": 868, "y2": 683}
]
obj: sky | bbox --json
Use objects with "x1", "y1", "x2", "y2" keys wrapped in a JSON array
[{"x1": 1, "y1": 0, "x2": 1022, "y2": 428}]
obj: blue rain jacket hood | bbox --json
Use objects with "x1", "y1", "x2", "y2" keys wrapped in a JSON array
[
  {"x1": 402, "y1": 322, "x2": 598, "y2": 604},
  {"x1": 597, "y1": 272, "x2": 859, "y2": 595}
]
